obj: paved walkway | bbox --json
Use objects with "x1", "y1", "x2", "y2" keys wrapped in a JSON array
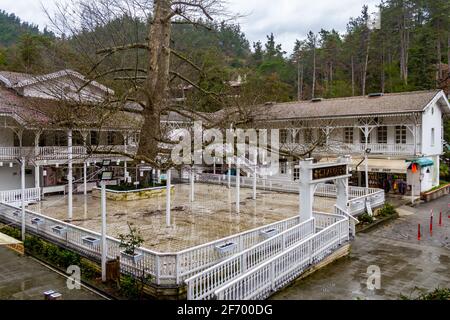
[
  {"x1": 271, "y1": 195, "x2": 450, "y2": 300},
  {"x1": 0, "y1": 247, "x2": 105, "y2": 300},
  {"x1": 27, "y1": 183, "x2": 335, "y2": 252}
]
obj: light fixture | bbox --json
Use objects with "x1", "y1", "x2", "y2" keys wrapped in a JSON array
[
  {"x1": 140, "y1": 170, "x2": 144, "y2": 177},
  {"x1": 0, "y1": 162, "x2": 3, "y2": 167},
  {"x1": 56, "y1": 163, "x2": 59, "y2": 168},
  {"x1": 9, "y1": 162, "x2": 13, "y2": 168},
  {"x1": 141, "y1": 160, "x2": 145, "y2": 164},
  {"x1": 116, "y1": 160, "x2": 120, "y2": 165},
  {"x1": 87, "y1": 162, "x2": 90, "y2": 167},
  {"x1": 43, "y1": 170, "x2": 47, "y2": 177}
]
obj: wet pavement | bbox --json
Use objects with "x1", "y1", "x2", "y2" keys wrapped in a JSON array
[
  {"x1": 271, "y1": 195, "x2": 450, "y2": 300},
  {"x1": 27, "y1": 183, "x2": 336, "y2": 252},
  {"x1": 0, "y1": 247, "x2": 105, "y2": 300}
]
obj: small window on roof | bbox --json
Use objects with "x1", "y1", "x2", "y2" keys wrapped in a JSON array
[{"x1": 431, "y1": 107, "x2": 434, "y2": 115}]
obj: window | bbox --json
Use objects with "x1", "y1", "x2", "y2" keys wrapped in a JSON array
[
  {"x1": 304, "y1": 129, "x2": 313, "y2": 144},
  {"x1": 107, "y1": 132, "x2": 115, "y2": 145},
  {"x1": 280, "y1": 159, "x2": 287, "y2": 174},
  {"x1": 293, "y1": 167, "x2": 300, "y2": 181},
  {"x1": 293, "y1": 130, "x2": 301, "y2": 144},
  {"x1": 280, "y1": 129, "x2": 288, "y2": 144},
  {"x1": 431, "y1": 128, "x2": 435, "y2": 146},
  {"x1": 360, "y1": 130, "x2": 371, "y2": 144},
  {"x1": 377, "y1": 126, "x2": 387, "y2": 144},
  {"x1": 344, "y1": 128, "x2": 354, "y2": 144},
  {"x1": 395, "y1": 126, "x2": 406, "y2": 144},
  {"x1": 90, "y1": 131, "x2": 99, "y2": 145}
]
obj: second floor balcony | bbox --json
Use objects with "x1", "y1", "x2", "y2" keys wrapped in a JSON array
[{"x1": 0, "y1": 145, "x2": 138, "y2": 162}]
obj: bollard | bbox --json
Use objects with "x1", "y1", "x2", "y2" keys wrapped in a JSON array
[
  {"x1": 417, "y1": 224, "x2": 421, "y2": 241},
  {"x1": 430, "y1": 215, "x2": 433, "y2": 236}
]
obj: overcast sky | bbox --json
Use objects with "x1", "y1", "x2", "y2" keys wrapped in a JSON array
[{"x1": 1, "y1": 0, "x2": 380, "y2": 53}]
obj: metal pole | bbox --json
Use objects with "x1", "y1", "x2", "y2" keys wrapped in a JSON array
[
  {"x1": 190, "y1": 167, "x2": 194, "y2": 202},
  {"x1": 166, "y1": 169, "x2": 171, "y2": 226},
  {"x1": 252, "y1": 164, "x2": 257, "y2": 200},
  {"x1": 101, "y1": 182, "x2": 107, "y2": 282},
  {"x1": 67, "y1": 129, "x2": 73, "y2": 221},
  {"x1": 365, "y1": 153, "x2": 369, "y2": 195},
  {"x1": 83, "y1": 161, "x2": 87, "y2": 196},
  {"x1": 236, "y1": 163, "x2": 240, "y2": 213},
  {"x1": 227, "y1": 161, "x2": 231, "y2": 189},
  {"x1": 21, "y1": 157, "x2": 26, "y2": 242}
]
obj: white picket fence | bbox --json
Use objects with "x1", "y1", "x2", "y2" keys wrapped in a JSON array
[
  {"x1": 214, "y1": 214, "x2": 350, "y2": 300},
  {"x1": 0, "y1": 188, "x2": 41, "y2": 205}
]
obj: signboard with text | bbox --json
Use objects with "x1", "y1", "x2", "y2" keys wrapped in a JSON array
[{"x1": 312, "y1": 165, "x2": 347, "y2": 181}]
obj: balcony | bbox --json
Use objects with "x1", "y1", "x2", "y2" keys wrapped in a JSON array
[
  {"x1": 282, "y1": 143, "x2": 419, "y2": 156},
  {"x1": 0, "y1": 145, "x2": 138, "y2": 161}
]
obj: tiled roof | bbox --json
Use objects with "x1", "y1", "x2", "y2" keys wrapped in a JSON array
[{"x1": 253, "y1": 90, "x2": 446, "y2": 121}]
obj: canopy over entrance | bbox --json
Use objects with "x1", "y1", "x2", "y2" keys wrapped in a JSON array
[
  {"x1": 320, "y1": 157, "x2": 409, "y2": 174},
  {"x1": 407, "y1": 158, "x2": 434, "y2": 168}
]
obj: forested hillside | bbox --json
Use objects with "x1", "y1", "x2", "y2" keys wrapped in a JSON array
[{"x1": 0, "y1": 0, "x2": 448, "y2": 102}]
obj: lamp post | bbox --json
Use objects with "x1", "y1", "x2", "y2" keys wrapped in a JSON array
[
  {"x1": 364, "y1": 148, "x2": 371, "y2": 195},
  {"x1": 20, "y1": 157, "x2": 26, "y2": 241},
  {"x1": 100, "y1": 161, "x2": 113, "y2": 282}
]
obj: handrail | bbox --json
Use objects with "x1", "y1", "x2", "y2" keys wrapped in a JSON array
[
  {"x1": 214, "y1": 217, "x2": 349, "y2": 300},
  {"x1": 185, "y1": 217, "x2": 316, "y2": 300}
]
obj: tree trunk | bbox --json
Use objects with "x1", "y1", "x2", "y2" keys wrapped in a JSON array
[
  {"x1": 351, "y1": 56, "x2": 355, "y2": 96},
  {"x1": 362, "y1": 31, "x2": 371, "y2": 96},
  {"x1": 138, "y1": 0, "x2": 172, "y2": 163},
  {"x1": 312, "y1": 41, "x2": 316, "y2": 99}
]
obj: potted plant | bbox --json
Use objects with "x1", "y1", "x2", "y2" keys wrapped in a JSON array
[{"x1": 119, "y1": 222, "x2": 144, "y2": 264}]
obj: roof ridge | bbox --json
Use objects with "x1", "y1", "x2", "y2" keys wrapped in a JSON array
[{"x1": 271, "y1": 89, "x2": 440, "y2": 106}]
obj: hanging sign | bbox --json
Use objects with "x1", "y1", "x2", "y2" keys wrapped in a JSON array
[{"x1": 312, "y1": 165, "x2": 347, "y2": 181}]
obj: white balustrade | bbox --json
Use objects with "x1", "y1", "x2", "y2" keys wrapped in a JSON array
[
  {"x1": 185, "y1": 218, "x2": 315, "y2": 300},
  {"x1": 0, "y1": 188, "x2": 41, "y2": 204},
  {"x1": 214, "y1": 217, "x2": 349, "y2": 300}
]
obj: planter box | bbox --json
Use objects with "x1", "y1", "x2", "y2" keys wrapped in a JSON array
[
  {"x1": 120, "y1": 251, "x2": 143, "y2": 264},
  {"x1": 51, "y1": 225, "x2": 67, "y2": 236},
  {"x1": 12, "y1": 210, "x2": 20, "y2": 217},
  {"x1": 92, "y1": 185, "x2": 175, "y2": 201},
  {"x1": 421, "y1": 184, "x2": 450, "y2": 202},
  {"x1": 31, "y1": 217, "x2": 44, "y2": 226},
  {"x1": 215, "y1": 242, "x2": 237, "y2": 255},
  {"x1": 260, "y1": 228, "x2": 278, "y2": 239},
  {"x1": 82, "y1": 236, "x2": 100, "y2": 246}
]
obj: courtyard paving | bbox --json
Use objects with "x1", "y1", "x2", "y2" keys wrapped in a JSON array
[
  {"x1": 0, "y1": 247, "x2": 105, "y2": 300},
  {"x1": 27, "y1": 183, "x2": 336, "y2": 252},
  {"x1": 271, "y1": 195, "x2": 450, "y2": 300}
]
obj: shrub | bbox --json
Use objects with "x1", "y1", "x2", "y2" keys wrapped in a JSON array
[
  {"x1": 118, "y1": 222, "x2": 144, "y2": 255},
  {"x1": 359, "y1": 213, "x2": 374, "y2": 224},
  {"x1": 119, "y1": 275, "x2": 140, "y2": 299},
  {"x1": 378, "y1": 203, "x2": 397, "y2": 217},
  {"x1": 0, "y1": 225, "x2": 21, "y2": 239}
]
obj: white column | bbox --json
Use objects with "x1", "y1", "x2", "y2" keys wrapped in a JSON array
[
  {"x1": 83, "y1": 161, "x2": 87, "y2": 196},
  {"x1": 336, "y1": 156, "x2": 350, "y2": 209},
  {"x1": 157, "y1": 169, "x2": 161, "y2": 184},
  {"x1": 124, "y1": 133, "x2": 128, "y2": 180},
  {"x1": 190, "y1": 167, "x2": 195, "y2": 202},
  {"x1": 34, "y1": 165, "x2": 40, "y2": 189},
  {"x1": 364, "y1": 125, "x2": 369, "y2": 195},
  {"x1": 236, "y1": 163, "x2": 240, "y2": 214},
  {"x1": 166, "y1": 169, "x2": 171, "y2": 226},
  {"x1": 101, "y1": 182, "x2": 107, "y2": 282},
  {"x1": 21, "y1": 157, "x2": 26, "y2": 241},
  {"x1": 252, "y1": 164, "x2": 257, "y2": 200},
  {"x1": 299, "y1": 159, "x2": 314, "y2": 222},
  {"x1": 213, "y1": 158, "x2": 216, "y2": 175},
  {"x1": 67, "y1": 129, "x2": 73, "y2": 221},
  {"x1": 227, "y1": 161, "x2": 231, "y2": 188}
]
